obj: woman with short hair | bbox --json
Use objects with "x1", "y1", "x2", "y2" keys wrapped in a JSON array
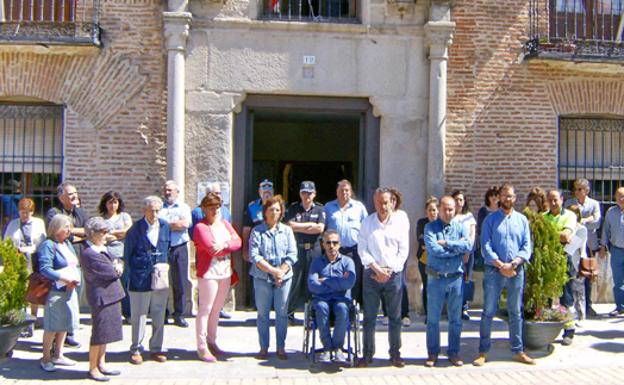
[
  {"x1": 249, "y1": 195, "x2": 297, "y2": 360},
  {"x1": 81, "y1": 217, "x2": 125, "y2": 381},
  {"x1": 3, "y1": 197, "x2": 47, "y2": 336},
  {"x1": 192, "y1": 192, "x2": 242, "y2": 362},
  {"x1": 38, "y1": 214, "x2": 81, "y2": 372}
]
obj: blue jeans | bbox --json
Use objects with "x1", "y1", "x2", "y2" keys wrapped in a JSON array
[
  {"x1": 479, "y1": 265, "x2": 525, "y2": 354},
  {"x1": 254, "y1": 277, "x2": 292, "y2": 350},
  {"x1": 313, "y1": 299, "x2": 349, "y2": 351},
  {"x1": 611, "y1": 246, "x2": 624, "y2": 311},
  {"x1": 362, "y1": 269, "x2": 402, "y2": 358},
  {"x1": 426, "y1": 274, "x2": 463, "y2": 357}
]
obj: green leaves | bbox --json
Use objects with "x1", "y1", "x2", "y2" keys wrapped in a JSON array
[
  {"x1": 522, "y1": 209, "x2": 569, "y2": 321},
  {"x1": 0, "y1": 239, "x2": 29, "y2": 326}
]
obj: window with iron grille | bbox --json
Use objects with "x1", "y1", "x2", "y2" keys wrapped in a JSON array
[
  {"x1": 558, "y1": 117, "x2": 624, "y2": 205},
  {"x1": 260, "y1": 0, "x2": 357, "y2": 22},
  {"x1": 0, "y1": 104, "x2": 63, "y2": 232},
  {"x1": 550, "y1": 0, "x2": 624, "y2": 41}
]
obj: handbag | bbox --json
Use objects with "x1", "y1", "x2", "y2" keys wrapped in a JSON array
[
  {"x1": 151, "y1": 263, "x2": 170, "y2": 290},
  {"x1": 579, "y1": 257, "x2": 599, "y2": 283},
  {"x1": 24, "y1": 251, "x2": 53, "y2": 305},
  {"x1": 230, "y1": 269, "x2": 240, "y2": 287},
  {"x1": 25, "y1": 272, "x2": 53, "y2": 305}
]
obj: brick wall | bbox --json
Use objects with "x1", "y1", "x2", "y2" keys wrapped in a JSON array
[
  {"x1": 447, "y1": 0, "x2": 624, "y2": 210},
  {"x1": 0, "y1": 0, "x2": 167, "y2": 219}
]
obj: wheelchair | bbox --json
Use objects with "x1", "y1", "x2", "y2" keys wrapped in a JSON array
[{"x1": 302, "y1": 299, "x2": 361, "y2": 366}]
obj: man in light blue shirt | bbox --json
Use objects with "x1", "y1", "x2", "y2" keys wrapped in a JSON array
[
  {"x1": 158, "y1": 180, "x2": 192, "y2": 327},
  {"x1": 565, "y1": 178, "x2": 601, "y2": 317},
  {"x1": 424, "y1": 196, "x2": 472, "y2": 368},
  {"x1": 324, "y1": 180, "x2": 368, "y2": 305},
  {"x1": 474, "y1": 184, "x2": 534, "y2": 366},
  {"x1": 600, "y1": 187, "x2": 624, "y2": 316}
]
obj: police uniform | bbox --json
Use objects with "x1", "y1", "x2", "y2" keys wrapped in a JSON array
[
  {"x1": 244, "y1": 198, "x2": 264, "y2": 228},
  {"x1": 284, "y1": 201, "x2": 326, "y2": 316}
]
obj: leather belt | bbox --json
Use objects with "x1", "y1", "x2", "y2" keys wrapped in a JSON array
[
  {"x1": 426, "y1": 267, "x2": 462, "y2": 279},
  {"x1": 298, "y1": 243, "x2": 313, "y2": 250}
]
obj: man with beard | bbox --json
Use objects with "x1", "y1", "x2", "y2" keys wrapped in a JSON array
[{"x1": 473, "y1": 184, "x2": 535, "y2": 366}]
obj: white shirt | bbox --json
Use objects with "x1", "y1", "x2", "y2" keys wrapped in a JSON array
[
  {"x1": 357, "y1": 210, "x2": 410, "y2": 273},
  {"x1": 145, "y1": 218, "x2": 160, "y2": 247}
]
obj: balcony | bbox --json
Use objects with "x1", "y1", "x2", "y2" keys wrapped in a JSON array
[
  {"x1": 259, "y1": 0, "x2": 358, "y2": 23},
  {"x1": 526, "y1": 0, "x2": 624, "y2": 62},
  {"x1": 0, "y1": 0, "x2": 101, "y2": 48}
]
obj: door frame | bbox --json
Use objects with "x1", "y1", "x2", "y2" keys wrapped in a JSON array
[{"x1": 232, "y1": 94, "x2": 380, "y2": 308}]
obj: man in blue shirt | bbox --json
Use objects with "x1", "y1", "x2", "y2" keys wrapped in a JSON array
[
  {"x1": 308, "y1": 230, "x2": 356, "y2": 363},
  {"x1": 324, "y1": 180, "x2": 368, "y2": 306},
  {"x1": 474, "y1": 184, "x2": 534, "y2": 366},
  {"x1": 600, "y1": 186, "x2": 624, "y2": 317},
  {"x1": 158, "y1": 180, "x2": 192, "y2": 328},
  {"x1": 242, "y1": 179, "x2": 274, "y2": 260},
  {"x1": 423, "y1": 196, "x2": 472, "y2": 367}
]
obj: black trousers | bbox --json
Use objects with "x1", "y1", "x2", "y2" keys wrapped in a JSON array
[
  {"x1": 168, "y1": 243, "x2": 188, "y2": 317},
  {"x1": 287, "y1": 244, "x2": 320, "y2": 315}
]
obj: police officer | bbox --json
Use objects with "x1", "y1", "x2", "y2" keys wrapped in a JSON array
[
  {"x1": 284, "y1": 181, "x2": 326, "y2": 323},
  {"x1": 242, "y1": 179, "x2": 275, "y2": 260}
]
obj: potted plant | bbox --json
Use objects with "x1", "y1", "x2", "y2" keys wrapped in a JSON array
[
  {"x1": 0, "y1": 238, "x2": 32, "y2": 358},
  {"x1": 522, "y1": 209, "x2": 571, "y2": 350}
]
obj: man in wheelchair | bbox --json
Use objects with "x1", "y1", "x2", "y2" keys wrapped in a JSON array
[{"x1": 307, "y1": 230, "x2": 356, "y2": 363}]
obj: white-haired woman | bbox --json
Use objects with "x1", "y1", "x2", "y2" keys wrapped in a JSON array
[
  {"x1": 81, "y1": 217, "x2": 125, "y2": 381},
  {"x1": 37, "y1": 214, "x2": 81, "y2": 372}
]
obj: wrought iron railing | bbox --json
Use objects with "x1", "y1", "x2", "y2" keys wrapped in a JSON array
[
  {"x1": 260, "y1": 0, "x2": 358, "y2": 22},
  {"x1": 527, "y1": 0, "x2": 624, "y2": 61},
  {"x1": 0, "y1": 0, "x2": 101, "y2": 46}
]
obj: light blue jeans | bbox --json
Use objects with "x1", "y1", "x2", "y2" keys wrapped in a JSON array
[
  {"x1": 254, "y1": 277, "x2": 292, "y2": 350},
  {"x1": 426, "y1": 274, "x2": 463, "y2": 358},
  {"x1": 479, "y1": 265, "x2": 525, "y2": 354}
]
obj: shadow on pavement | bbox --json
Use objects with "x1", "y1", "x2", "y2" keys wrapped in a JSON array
[
  {"x1": 577, "y1": 329, "x2": 624, "y2": 339},
  {"x1": 589, "y1": 342, "x2": 624, "y2": 353}
]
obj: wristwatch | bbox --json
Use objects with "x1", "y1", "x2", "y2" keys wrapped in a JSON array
[{"x1": 510, "y1": 260, "x2": 519, "y2": 269}]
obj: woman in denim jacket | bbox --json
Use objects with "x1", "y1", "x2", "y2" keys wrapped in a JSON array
[
  {"x1": 249, "y1": 195, "x2": 297, "y2": 360},
  {"x1": 37, "y1": 214, "x2": 81, "y2": 372}
]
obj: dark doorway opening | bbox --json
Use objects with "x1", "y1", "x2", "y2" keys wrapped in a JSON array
[{"x1": 233, "y1": 95, "x2": 379, "y2": 308}]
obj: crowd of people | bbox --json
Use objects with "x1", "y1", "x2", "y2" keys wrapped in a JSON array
[{"x1": 3, "y1": 176, "x2": 623, "y2": 379}]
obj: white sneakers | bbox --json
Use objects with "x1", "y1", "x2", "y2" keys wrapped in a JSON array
[
  {"x1": 40, "y1": 360, "x2": 56, "y2": 372},
  {"x1": 402, "y1": 317, "x2": 411, "y2": 327},
  {"x1": 51, "y1": 356, "x2": 77, "y2": 366}
]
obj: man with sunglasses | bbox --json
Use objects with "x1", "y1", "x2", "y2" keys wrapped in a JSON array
[{"x1": 308, "y1": 230, "x2": 355, "y2": 363}]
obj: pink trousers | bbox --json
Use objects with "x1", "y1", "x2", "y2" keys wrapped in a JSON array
[{"x1": 195, "y1": 277, "x2": 230, "y2": 352}]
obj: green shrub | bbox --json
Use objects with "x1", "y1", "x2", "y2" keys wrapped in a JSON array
[
  {"x1": 0, "y1": 239, "x2": 29, "y2": 326},
  {"x1": 522, "y1": 209, "x2": 570, "y2": 321}
]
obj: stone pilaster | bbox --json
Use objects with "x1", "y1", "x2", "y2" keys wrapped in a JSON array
[
  {"x1": 425, "y1": 1, "x2": 454, "y2": 197},
  {"x1": 164, "y1": 12, "x2": 191, "y2": 197}
]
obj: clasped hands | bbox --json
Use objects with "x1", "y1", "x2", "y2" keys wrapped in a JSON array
[
  {"x1": 371, "y1": 267, "x2": 393, "y2": 283},
  {"x1": 498, "y1": 262, "x2": 517, "y2": 278}
]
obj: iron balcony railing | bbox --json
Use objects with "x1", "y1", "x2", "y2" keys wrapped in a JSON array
[
  {"x1": 527, "y1": 0, "x2": 624, "y2": 61},
  {"x1": 260, "y1": 0, "x2": 358, "y2": 23},
  {"x1": 0, "y1": 0, "x2": 101, "y2": 47}
]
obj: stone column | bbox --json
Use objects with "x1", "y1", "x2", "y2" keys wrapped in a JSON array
[
  {"x1": 424, "y1": 5, "x2": 454, "y2": 198},
  {"x1": 163, "y1": 12, "x2": 191, "y2": 197}
]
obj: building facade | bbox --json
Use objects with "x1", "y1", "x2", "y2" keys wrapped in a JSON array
[{"x1": 0, "y1": 0, "x2": 167, "y2": 225}]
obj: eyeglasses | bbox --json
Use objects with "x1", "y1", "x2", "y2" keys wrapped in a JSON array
[{"x1": 324, "y1": 241, "x2": 340, "y2": 245}]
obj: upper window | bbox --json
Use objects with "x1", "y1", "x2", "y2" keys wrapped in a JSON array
[
  {"x1": 551, "y1": 0, "x2": 624, "y2": 41},
  {"x1": 261, "y1": 0, "x2": 358, "y2": 22}
]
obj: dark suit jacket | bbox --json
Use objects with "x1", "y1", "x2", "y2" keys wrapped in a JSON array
[
  {"x1": 80, "y1": 246, "x2": 125, "y2": 308},
  {"x1": 123, "y1": 218, "x2": 170, "y2": 292}
]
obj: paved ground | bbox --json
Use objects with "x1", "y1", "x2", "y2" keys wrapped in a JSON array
[{"x1": 1, "y1": 304, "x2": 624, "y2": 384}]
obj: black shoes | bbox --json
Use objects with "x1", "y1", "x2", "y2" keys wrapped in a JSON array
[
  {"x1": 174, "y1": 317, "x2": 189, "y2": 328},
  {"x1": 64, "y1": 335, "x2": 81, "y2": 348}
]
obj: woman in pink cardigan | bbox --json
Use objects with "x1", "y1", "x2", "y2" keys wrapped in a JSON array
[{"x1": 193, "y1": 192, "x2": 242, "y2": 362}]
